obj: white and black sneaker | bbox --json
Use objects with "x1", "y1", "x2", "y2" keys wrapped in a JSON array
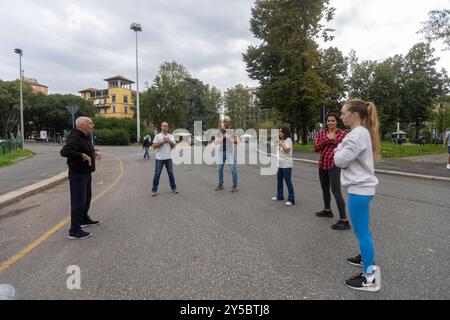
[
  {"x1": 345, "y1": 272, "x2": 381, "y2": 292},
  {"x1": 347, "y1": 254, "x2": 363, "y2": 267},
  {"x1": 81, "y1": 218, "x2": 101, "y2": 228},
  {"x1": 68, "y1": 230, "x2": 92, "y2": 240}
]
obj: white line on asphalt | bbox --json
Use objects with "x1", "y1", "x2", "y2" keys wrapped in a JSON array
[{"x1": 257, "y1": 149, "x2": 450, "y2": 182}]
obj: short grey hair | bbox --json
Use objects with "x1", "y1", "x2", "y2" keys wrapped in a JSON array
[{"x1": 75, "y1": 117, "x2": 90, "y2": 129}]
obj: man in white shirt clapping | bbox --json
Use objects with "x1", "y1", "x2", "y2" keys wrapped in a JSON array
[{"x1": 151, "y1": 122, "x2": 178, "y2": 196}]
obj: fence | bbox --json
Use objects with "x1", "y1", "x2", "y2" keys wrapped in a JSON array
[{"x1": 0, "y1": 139, "x2": 23, "y2": 156}]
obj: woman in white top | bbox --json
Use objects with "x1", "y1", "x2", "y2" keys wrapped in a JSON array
[
  {"x1": 334, "y1": 99, "x2": 381, "y2": 292},
  {"x1": 272, "y1": 127, "x2": 295, "y2": 206}
]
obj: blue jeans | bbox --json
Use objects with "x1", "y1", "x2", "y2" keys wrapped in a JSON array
[
  {"x1": 144, "y1": 146, "x2": 150, "y2": 159},
  {"x1": 152, "y1": 159, "x2": 177, "y2": 192},
  {"x1": 218, "y1": 152, "x2": 238, "y2": 188},
  {"x1": 348, "y1": 193, "x2": 375, "y2": 274},
  {"x1": 276, "y1": 168, "x2": 295, "y2": 204}
]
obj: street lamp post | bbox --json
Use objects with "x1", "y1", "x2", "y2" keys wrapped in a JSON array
[
  {"x1": 130, "y1": 22, "x2": 142, "y2": 143},
  {"x1": 14, "y1": 48, "x2": 25, "y2": 149}
]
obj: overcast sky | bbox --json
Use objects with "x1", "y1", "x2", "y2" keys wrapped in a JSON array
[{"x1": 1, "y1": 0, "x2": 448, "y2": 95}]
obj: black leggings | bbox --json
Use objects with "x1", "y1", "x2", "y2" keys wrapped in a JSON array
[{"x1": 319, "y1": 167, "x2": 347, "y2": 220}]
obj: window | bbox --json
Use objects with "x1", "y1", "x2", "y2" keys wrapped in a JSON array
[
  {"x1": 112, "y1": 95, "x2": 116, "y2": 103},
  {"x1": 112, "y1": 105, "x2": 116, "y2": 113},
  {"x1": 124, "y1": 95, "x2": 128, "y2": 104},
  {"x1": 124, "y1": 106, "x2": 128, "y2": 114}
]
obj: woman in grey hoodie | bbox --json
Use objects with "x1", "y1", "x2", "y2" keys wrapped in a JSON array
[{"x1": 334, "y1": 99, "x2": 381, "y2": 293}]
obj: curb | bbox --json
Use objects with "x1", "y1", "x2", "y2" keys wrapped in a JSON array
[
  {"x1": 0, "y1": 171, "x2": 68, "y2": 208},
  {"x1": 258, "y1": 149, "x2": 450, "y2": 182}
]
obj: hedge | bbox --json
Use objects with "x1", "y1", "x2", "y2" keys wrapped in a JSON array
[{"x1": 94, "y1": 129, "x2": 130, "y2": 146}]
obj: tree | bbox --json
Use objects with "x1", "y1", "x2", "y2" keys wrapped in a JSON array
[
  {"x1": 0, "y1": 80, "x2": 33, "y2": 138},
  {"x1": 183, "y1": 78, "x2": 221, "y2": 131},
  {"x1": 142, "y1": 61, "x2": 221, "y2": 132},
  {"x1": 401, "y1": 43, "x2": 449, "y2": 139},
  {"x1": 243, "y1": 0, "x2": 335, "y2": 144},
  {"x1": 141, "y1": 61, "x2": 190, "y2": 129},
  {"x1": 317, "y1": 47, "x2": 348, "y2": 118},
  {"x1": 224, "y1": 85, "x2": 256, "y2": 130},
  {"x1": 419, "y1": 9, "x2": 450, "y2": 50},
  {"x1": 370, "y1": 56, "x2": 404, "y2": 138}
]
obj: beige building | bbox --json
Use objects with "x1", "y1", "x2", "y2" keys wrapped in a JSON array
[{"x1": 79, "y1": 75, "x2": 136, "y2": 118}]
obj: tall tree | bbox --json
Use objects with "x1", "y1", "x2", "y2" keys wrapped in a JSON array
[
  {"x1": 183, "y1": 78, "x2": 221, "y2": 131},
  {"x1": 317, "y1": 47, "x2": 348, "y2": 116},
  {"x1": 224, "y1": 85, "x2": 257, "y2": 130},
  {"x1": 401, "y1": 43, "x2": 449, "y2": 139},
  {"x1": 370, "y1": 55, "x2": 404, "y2": 137},
  {"x1": 141, "y1": 61, "x2": 191, "y2": 129},
  {"x1": 243, "y1": 0, "x2": 335, "y2": 144},
  {"x1": 419, "y1": 9, "x2": 450, "y2": 50},
  {"x1": 0, "y1": 80, "x2": 33, "y2": 138}
]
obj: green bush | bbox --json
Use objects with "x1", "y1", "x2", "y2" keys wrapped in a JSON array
[
  {"x1": 93, "y1": 117, "x2": 142, "y2": 142},
  {"x1": 94, "y1": 129, "x2": 130, "y2": 145}
]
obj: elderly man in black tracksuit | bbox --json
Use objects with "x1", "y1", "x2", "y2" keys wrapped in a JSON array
[{"x1": 61, "y1": 117, "x2": 101, "y2": 240}]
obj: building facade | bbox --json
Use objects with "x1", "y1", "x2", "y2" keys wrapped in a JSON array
[
  {"x1": 79, "y1": 76, "x2": 136, "y2": 119},
  {"x1": 24, "y1": 78, "x2": 48, "y2": 95}
]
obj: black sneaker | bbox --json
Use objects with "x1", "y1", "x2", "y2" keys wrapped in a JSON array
[
  {"x1": 68, "y1": 230, "x2": 92, "y2": 240},
  {"x1": 81, "y1": 218, "x2": 101, "y2": 228},
  {"x1": 315, "y1": 210, "x2": 334, "y2": 218},
  {"x1": 345, "y1": 272, "x2": 380, "y2": 292},
  {"x1": 347, "y1": 254, "x2": 363, "y2": 267},
  {"x1": 331, "y1": 220, "x2": 351, "y2": 230}
]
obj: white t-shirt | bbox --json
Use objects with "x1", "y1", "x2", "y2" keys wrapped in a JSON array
[
  {"x1": 153, "y1": 133, "x2": 175, "y2": 160},
  {"x1": 445, "y1": 131, "x2": 450, "y2": 147},
  {"x1": 277, "y1": 137, "x2": 293, "y2": 168}
]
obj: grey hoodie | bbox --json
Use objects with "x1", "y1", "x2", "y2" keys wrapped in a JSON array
[{"x1": 334, "y1": 126, "x2": 379, "y2": 196}]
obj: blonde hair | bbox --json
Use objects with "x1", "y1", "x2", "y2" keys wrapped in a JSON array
[{"x1": 344, "y1": 99, "x2": 381, "y2": 163}]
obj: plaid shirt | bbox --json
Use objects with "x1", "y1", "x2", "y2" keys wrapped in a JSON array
[{"x1": 314, "y1": 129, "x2": 347, "y2": 170}]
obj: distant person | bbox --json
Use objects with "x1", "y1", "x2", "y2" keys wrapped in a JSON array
[
  {"x1": 444, "y1": 130, "x2": 450, "y2": 170},
  {"x1": 272, "y1": 127, "x2": 295, "y2": 206},
  {"x1": 143, "y1": 135, "x2": 151, "y2": 160},
  {"x1": 60, "y1": 117, "x2": 101, "y2": 240},
  {"x1": 334, "y1": 99, "x2": 381, "y2": 292},
  {"x1": 214, "y1": 116, "x2": 239, "y2": 192},
  {"x1": 314, "y1": 113, "x2": 349, "y2": 230},
  {"x1": 151, "y1": 122, "x2": 178, "y2": 196}
]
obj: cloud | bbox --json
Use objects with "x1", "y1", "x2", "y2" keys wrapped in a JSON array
[{"x1": 1, "y1": 0, "x2": 448, "y2": 96}]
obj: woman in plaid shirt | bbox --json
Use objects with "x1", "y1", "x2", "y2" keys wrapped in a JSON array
[{"x1": 314, "y1": 113, "x2": 350, "y2": 230}]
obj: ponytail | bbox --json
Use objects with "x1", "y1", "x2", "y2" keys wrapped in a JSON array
[
  {"x1": 345, "y1": 99, "x2": 381, "y2": 163},
  {"x1": 365, "y1": 102, "x2": 381, "y2": 163}
]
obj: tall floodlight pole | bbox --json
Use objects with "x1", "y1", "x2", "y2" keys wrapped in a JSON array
[
  {"x1": 130, "y1": 22, "x2": 142, "y2": 143},
  {"x1": 14, "y1": 48, "x2": 25, "y2": 148}
]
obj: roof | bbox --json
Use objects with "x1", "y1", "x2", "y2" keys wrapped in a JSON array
[
  {"x1": 79, "y1": 88, "x2": 98, "y2": 93},
  {"x1": 24, "y1": 78, "x2": 48, "y2": 88},
  {"x1": 103, "y1": 75, "x2": 134, "y2": 84}
]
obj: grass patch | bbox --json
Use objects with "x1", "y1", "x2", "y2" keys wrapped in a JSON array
[
  {"x1": 0, "y1": 149, "x2": 36, "y2": 168},
  {"x1": 379, "y1": 143, "x2": 447, "y2": 158},
  {"x1": 293, "y1": 143, "x2": 315, "y2": 153},
  {"x1": 293, "y1": 142, "x2": 447, "y2": 158}
]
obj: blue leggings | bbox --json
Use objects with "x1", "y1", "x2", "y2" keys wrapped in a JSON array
[{"x1": 348, "y1": 193, "x2": 375, "y2": 274}]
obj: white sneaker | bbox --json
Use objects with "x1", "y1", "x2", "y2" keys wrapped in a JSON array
[
  {"x1": 286, "y1": 201, "x2": 293, "y2": 206},
  {"x1": 447, "y1": 164, "x2": 450, "y2": 170},
  {"x1": 272, "y1": 197, "x2": 279, "y2": 201}
]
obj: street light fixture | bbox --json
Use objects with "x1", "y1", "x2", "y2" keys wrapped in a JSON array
[
  {"x1": 14, "y1": 48, "x2": 25, "y2": 149},
  {"x1": 130, "y1": 22, "x2": 142, "y2": 143}
]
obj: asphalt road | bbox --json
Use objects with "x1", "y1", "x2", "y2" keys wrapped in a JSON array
[
  {"x1": 0, "y1": 143, "x2": 68, "y2": 195},
  {"x1": 0, "y1": 146, "x2": 449, "y2": 300}
]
